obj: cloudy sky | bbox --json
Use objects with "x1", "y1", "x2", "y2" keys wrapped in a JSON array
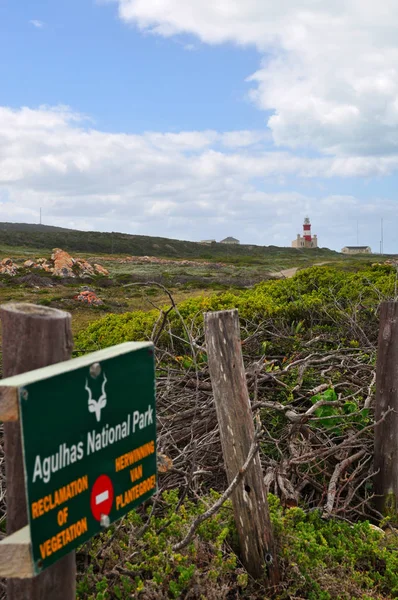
[{"x1": 2, "y1": 1, "x2": 398, "y2": 251}]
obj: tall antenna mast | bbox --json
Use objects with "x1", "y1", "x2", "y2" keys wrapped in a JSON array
[
  {"x1": 381, "y1": 218, "x2": 384, "y2": 255},
  {"x1": 39, "y1": 207, "x2": 42, "y2": 225}
]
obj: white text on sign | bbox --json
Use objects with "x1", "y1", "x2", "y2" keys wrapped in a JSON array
[{"x1": 32, "y1": 406, "x2": 154, "y2": 484}]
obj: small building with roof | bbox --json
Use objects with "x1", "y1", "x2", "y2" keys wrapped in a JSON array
[
  {"x1": 220, "y1": 236, "x2": 240, "y2": 245},
  {"x1": 341, "y1": 246, "x2": 371, "y2": 254}
]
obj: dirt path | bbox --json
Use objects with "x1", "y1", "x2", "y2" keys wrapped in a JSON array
[
  {"x1": 278, "y1": 267, "x2": 299, "y2": 278},
  {"x1": 275, "y1": 262, "x2": 329, "y2": 279}
]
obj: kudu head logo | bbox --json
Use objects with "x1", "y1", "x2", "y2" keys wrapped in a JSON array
[{"x1": 85, "y1": 373, "x2": 107, "y2": 422}]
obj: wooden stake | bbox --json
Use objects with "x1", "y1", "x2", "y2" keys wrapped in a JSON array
[
  {"x1": 204, "y1": 309, "x2": 279, "y2": 584},
  {"x1": 0, "y1": 386, "x2": 18, "y2": 421},
  {"x1": 0, "y1": 527, "x2": 33, "y2": 578},
  {"x1": 1, "y1": 303, "x2": 76, "y2": 599},
  {"x1": 374, "y1": 301, "x2": 398, "y2": 520}
]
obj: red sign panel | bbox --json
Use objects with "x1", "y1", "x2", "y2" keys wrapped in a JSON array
[{"x1": 90, "y1": 475, "x2": 114, "y2": 521}]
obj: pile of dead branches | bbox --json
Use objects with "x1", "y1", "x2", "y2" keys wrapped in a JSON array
[
  {"x1": 0, "y1": 287, "x2": 382, "y2": 561},
  {"x1": 153, "y1": 299, "x2": 379, "y2": 523},
  {"x1": 0, "y1": 426, "x2": 4, "y2": 532}
]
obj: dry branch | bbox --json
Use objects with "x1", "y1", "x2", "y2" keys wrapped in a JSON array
[{"x1": 172, "y1": 427, "x2": 261, "y2": 552}]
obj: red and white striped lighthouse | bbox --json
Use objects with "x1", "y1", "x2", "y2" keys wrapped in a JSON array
[
  {"x1": 292, "y1": 216, "x2": 318, "y2": 248},
  {"x1": 303, "y1": 217, "x2": 312, "y2": 243}
]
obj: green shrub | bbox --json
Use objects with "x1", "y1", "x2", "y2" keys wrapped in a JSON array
[
  {"x1": 76, "y1": 264, "x2": 397, "y2": 352},
  {"x1": 77, "y1": 491, "x2": 398, "y2": 599},
  {"x1": 37, "y1": 297, "x2": 52, "y2": 306}
]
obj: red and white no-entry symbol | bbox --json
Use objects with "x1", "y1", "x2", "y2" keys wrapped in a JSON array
[{"x1": 90, "y1": 475, "x2": 114, "y2": 521}]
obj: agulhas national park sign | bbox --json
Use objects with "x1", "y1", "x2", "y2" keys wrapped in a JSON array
[{"x1": 0, "y1": 341, "x2": 157, "y2": 575}]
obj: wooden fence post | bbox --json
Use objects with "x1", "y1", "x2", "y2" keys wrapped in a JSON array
[
  {"x1": 374, "y1": 301, "x2": 398, "y2": 520},
  {"x1": 204, "y1": 309, "x2": 279, "y2": 584},
  {"x1": 1, "y1": 303, "x2": 76, "y2": 600}
]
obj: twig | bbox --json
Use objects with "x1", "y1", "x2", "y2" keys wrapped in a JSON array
[
  {"x1": 172, "y1": 431, "x2": 260, "y2": 551},
  {"x1": 322, "y1": 449, "x2": 366, "y2": 518}
]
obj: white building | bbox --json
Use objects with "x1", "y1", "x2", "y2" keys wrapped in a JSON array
[{"x1": 341, "y1": 246, "x2": 371, "y2": 254}]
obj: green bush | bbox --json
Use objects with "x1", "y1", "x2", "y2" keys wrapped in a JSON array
[
  {"x1": 73, "y1": 264, "x2": 398, "y2": 598},
  {"x1": 77, "y1": 491, "x2": 398, "y2": 599},
  {"x1": 76, "y1": 265, "x2": 397, "y2": 352}
]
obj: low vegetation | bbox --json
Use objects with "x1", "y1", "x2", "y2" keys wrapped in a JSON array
[
  {"x1": 0, "y1": 222, "x2": 340, "y2": 263},
  {"x1": 2, "y1": 237, "x2": 398, "y2": 598},
  {"x1": 76, "y1": 263, "x2": 394, "y2": 351},
  {"x1": 72, "y1": 263, "x2": 398, "y2": 598},
  {"x1": 77, "y1": 491, "x2": 398, "y2": 600}
]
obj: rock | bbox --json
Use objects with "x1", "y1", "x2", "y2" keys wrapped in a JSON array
[
  {"x1": 74, "y1": 259, "x2": 95, "y2": 277},
  {"x1": 385, "y1": 526, "x2": 398, "y2": 537},
  {"x1": 369, "y1": 524, "x2": 385, "y2": 535},
  {"x1": 0, "y1": 265, "x2": 17, "y2": 276},
  {"x1": 94, "y1": 264, "x2": 109, "y2": 276},
  {"x1": 18, "y1": 249, "x2": 110, "y2": 280},
  {"x1": 41, "y1": 261, "x2": 54, "y2": 273},
  {"x1": 52, "y1": 248, "x2": 75, "y2": 278},
  {"x1": 157, "y1": 453, "x2": 173, "y2": 473},
  {"x1": 0, "y1": 258, "x2": 19, "y2": 276},
  {"x1": 28, "y1": 257, "x2": 54, "y2": 273},
  {"x1": 74, "y1": 290, "x2": 104, "y2": 306}
]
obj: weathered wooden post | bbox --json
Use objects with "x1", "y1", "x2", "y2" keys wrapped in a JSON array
[
  {"x1": 374, "y1": 301, "x2": 398, "y2": 520},
  {"x1": 1, "y1": 303, "x2": 76, "y2": 600},
  {"x1": 204, "y1": 309, "x2": 279, "y2": 585}
]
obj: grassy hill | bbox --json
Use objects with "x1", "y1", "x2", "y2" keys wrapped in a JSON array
[{"x1": 0, "y1": 222, "x2": 338, "y2": 263}]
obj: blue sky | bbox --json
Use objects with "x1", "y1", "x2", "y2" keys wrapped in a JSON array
[
  {"x1": 1, "y1": 0, "x2": 263, "y2": 132},
  {"x1": 1, "y1": 0, "x2": 398, "y2": 252}
]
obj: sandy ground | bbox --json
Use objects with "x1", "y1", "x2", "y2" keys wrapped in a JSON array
[
  {"x1": 275, "y1": 262, "x2": 329, "y2": 279},
  {"x1": 278, "y1": 267, "x2": 299, "y2": 278}
]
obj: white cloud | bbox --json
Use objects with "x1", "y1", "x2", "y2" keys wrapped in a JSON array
[
  {"x1": 112, "y1": 0, "x2": 398, "y2": 157},
  {"x1": 0, "y1": 104, "x2": 396, "y2": 250},
  {"x1": 30, "y1": 20, "x2": 44, "y2": 28}
]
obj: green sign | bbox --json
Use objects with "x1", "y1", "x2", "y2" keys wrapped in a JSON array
[{"x1": 7, "y1": 342, "x2": 156, "y2": 574}]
